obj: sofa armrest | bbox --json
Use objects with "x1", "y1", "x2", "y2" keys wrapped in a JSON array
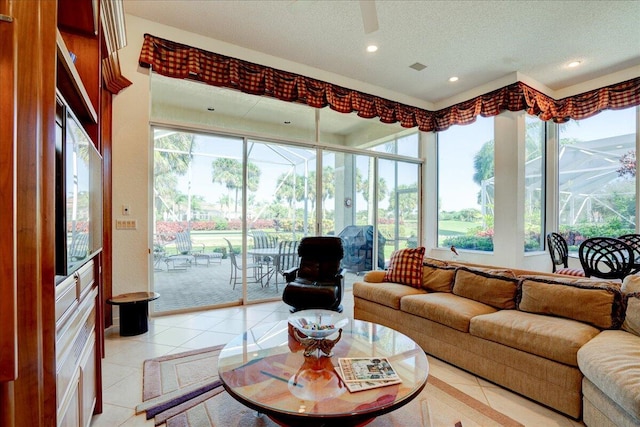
[{"x1": 363, "y1": 270, "x2": 386, "y2": 283}]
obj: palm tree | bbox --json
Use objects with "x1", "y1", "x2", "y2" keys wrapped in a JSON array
[
  {"x1": 211, "y1": 158, "x2": 261, "y2": 213},
  {"x1": 154, "y1": 132, "x2": 194, "y2": 220}
]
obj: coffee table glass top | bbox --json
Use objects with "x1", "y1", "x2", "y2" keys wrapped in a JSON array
[{"x1": 217, "y1": 319, "x2": 428, "y2": 425}]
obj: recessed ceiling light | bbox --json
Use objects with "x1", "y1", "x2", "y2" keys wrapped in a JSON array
[
  {"x1": 366, "y1": 45, "x2": 378, "y2": 53},
  {"x1": 568, "y1": 61, "x2": 582, "y2": 68},
  {"x1": 207, "y1": 107, "x2": 215, "y2": 111},
  {"x1": 284, "y1": 121, "x2": 291, "y2": 125},
  {"x1": 449, "y1": 76, "x2": 459, "y2": 82}
]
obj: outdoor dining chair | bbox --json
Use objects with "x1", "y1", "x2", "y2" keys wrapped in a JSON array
[
  {"x1": 274, "y1": 240, "x2": 300, "y2": 291},
  {"x1": 223, "y1": 238, "x2": 263, "y2": 289}
]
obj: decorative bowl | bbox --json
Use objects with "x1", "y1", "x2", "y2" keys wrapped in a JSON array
[{"x1": 288, "y1": 309, "x2": 349, "y2": 339}]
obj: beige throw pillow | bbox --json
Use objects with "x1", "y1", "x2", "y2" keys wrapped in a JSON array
[
  {"x1": 622, "y1": 293, "x2": 640, "y2": 337},
  {"x1": 422, "y1": 262, "x2": 455, "y2": 292},
  {"x1": 518, "y1": 276, "x2": 624, "y2": 329},
  {"x1": 452, "y1": 266, "x2": 519, "y2": 309}
]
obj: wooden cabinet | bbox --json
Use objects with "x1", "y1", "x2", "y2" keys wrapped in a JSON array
[
  {"x1": 55, "y1": 1, "x2": 104, "y2": 424},
  {"x1": 0, "y1": 0, "x2": 118, "y2": 425},
  {"x1": 56, "y1": 260, "x2": 98, "y2": 427}
]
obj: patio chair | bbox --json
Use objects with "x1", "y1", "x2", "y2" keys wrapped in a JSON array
[
  {"x1": 69, "y1": 232, "x2": 89, "y2": 261},
  {"x1": 546, "y1": 232, "x2": 584, "y2": 276},
  {"x1": 578, "y1": 237, "x2": 634, "y2": 281},
  {"x1": 223, "y1": 238, "x2": 262, "y2": 289},
  {"x1": 274, "y1": 240, "x2": 300, "y2": 291},
  {"x1": 174, "y1": 231, "x2": 204, "y2": 255},
  {"x1": 282, "y1": 236, "x2": 345, "y2": 313}
]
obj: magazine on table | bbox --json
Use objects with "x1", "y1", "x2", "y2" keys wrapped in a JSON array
[
  {"x1": 337, "y1": 357, "x2": 401, "y2": 383},
  {"x1": 334, "y1": 365, "x2": 402, "y2": 392}
]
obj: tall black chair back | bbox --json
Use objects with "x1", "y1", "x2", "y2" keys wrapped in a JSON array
[
  {"x1": 578, "y1": 237, "x2": 634, "y2": 281},
  {"x1": 617, "y1": 234, "x2": 640, "y2": 274},
  {"x1": 547, "y1": 232, "x2": 569, "y2": 273}
]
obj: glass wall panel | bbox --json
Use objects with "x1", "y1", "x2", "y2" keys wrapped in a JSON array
[
  {"x1": 153, "y1": 128, "x2": 246, "y2": 312},
  {"x1": 378, "y1": 159, "x2": 420, "y2": 265},
  {"x1": 525, "y1": 115, "x2": 545, "y2": 252},
  {"x1": 557, "y1": 108, "x2": 637, "y2": 250},
  {"x1": 246, "y1": 140, "x2": 316, "y2": 301},
  {"x1": 437, "y1": 116, "x2": 494, "y2": 252},
  {"x1": 371, "y1": 132, "x2": 420, "y2": 158}
]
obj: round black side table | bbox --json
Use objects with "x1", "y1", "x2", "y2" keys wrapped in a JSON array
[{"x1": 107, "y1": 291, "x2": 160, "y2": 336}]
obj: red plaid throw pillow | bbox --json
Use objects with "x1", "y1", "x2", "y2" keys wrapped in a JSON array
[{"x1": 383, "y1": 247, "x2": 425, "y2": 288}]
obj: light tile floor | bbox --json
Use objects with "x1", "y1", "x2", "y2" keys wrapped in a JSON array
[{"x1": 91, "y1": 291, "x2": 585, "y2": 427}]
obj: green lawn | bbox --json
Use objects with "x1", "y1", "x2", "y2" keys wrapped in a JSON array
[{"x1": 438, "y1": 220, "x2": 479, "y2": 235}]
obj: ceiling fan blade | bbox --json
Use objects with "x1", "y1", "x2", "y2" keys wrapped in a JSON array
[{"x1": 359, "y1": 0, "x2": 379, "y2": 34}]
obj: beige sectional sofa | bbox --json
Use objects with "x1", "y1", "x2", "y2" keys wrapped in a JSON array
[{"x1": 353, "y1": 257, "x2": 640, "y2": 425}]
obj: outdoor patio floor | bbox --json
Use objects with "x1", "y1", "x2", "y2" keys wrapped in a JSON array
[{"x1": 152, "y1": 255, "x2": 360, "y2": 314}]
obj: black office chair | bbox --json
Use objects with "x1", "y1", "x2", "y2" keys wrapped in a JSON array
[
  {"x1": 578, "y1": 237, "x2": 634, "y2": 281},
  {"x1": 282, "y1": 236, "x2": 345, "y2": 313},
  {"x1": 546, "y1": 232, "x2": 584, "y2": 276}
]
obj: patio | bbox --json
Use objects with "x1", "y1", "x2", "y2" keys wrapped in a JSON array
[{"x1": 152, "y1": 255, "x2": 361, "y2": 314}]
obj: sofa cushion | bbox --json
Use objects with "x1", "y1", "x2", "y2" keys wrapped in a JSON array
[
  {"x1": 622, "y1": 274, "x2": 640, "y2": 293},
  {"x1": 352, "y1": 281, "x2": 426, "y2": 310},
  {"x1": 517, "y1": 275, "x2": 625, "y2": 329},
  {"x1": 577, "y1": 330, "x2": 640, "y2": 420},
  {"x1": 422, "y1": 261, "x2": 456, "y2": 292},
  {"x1": 401, "y1": 293, "x2": 496, "y2": 333},
  {"x1": 623, "y1": 293, "x2": 640, "y2": 337},
  {"x1": 383, "y1": 247, "x2": 425, "y2": 288},
  {"x1": 452, "y1": 266, "x2": 519, "y2": 309},
  {"x1": 470, "y1": 310, "x2": 600, "y2": 366}
]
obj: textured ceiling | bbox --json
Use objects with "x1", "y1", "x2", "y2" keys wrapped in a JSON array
[{"x1": 124, "y1": 0, "x2": 640, "y2": 107}]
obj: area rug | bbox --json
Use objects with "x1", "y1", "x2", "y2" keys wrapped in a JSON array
[
  {"x1": 138, "y1": 346, "x2": 523, "y2": 427},
  {"x1": 136, "y1": 345, "x2": 226, "y2": 419}
]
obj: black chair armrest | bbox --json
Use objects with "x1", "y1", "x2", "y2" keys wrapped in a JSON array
[
  {"x1": 282, "y1": 267, "x2": 299, "y2": 282},
  {"x1": 334, "y1": 268, "x2": 345, "y2": 279}
]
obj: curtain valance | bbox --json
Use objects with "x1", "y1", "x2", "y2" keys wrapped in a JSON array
[{"x1": 139, "y1": 34, "x2": 640, "y2": 132}]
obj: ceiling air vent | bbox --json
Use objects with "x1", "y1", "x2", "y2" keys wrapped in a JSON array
[{"x1": 409, "y1": 62, "x2": 427, "y2": 71}]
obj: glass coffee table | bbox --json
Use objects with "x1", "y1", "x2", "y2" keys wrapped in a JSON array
[{"x1": 218, "y1": 319, "x2": 428, "y2": 426}]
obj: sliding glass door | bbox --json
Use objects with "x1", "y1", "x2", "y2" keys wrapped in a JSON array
[
  {"x1": 152, "y1": 125, "x2": 421, "y2": 313},
  {"x1": 153, "y1": 129, "x2": 248, "y2": 312},
  {"x1": 245, "y1": 140, "x2": 316, "y2": 302}
]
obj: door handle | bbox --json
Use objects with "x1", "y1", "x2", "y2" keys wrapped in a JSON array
[{"x1": 0, "y1": 14, "x2": 13, "y2": 23}]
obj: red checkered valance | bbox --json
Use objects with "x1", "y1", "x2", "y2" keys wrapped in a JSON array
[{"x1": 139, "y1": 34, "x2": 640, "y2": 132}]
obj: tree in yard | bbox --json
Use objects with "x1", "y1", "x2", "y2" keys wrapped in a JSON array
[
  {"x1": 211, "y1": 158, "x2": 261, "y2": 213},
  {"x1": 154, "y1": 132, "x2": 194, "y2": 220},
  {"x1": 388, "y1": 184, "x2": 418, "y2": 220}
]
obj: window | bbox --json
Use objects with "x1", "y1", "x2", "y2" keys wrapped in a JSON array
[
  {"x1": 557, "y1": 108, "x2": 637, "y2": 250},
  {"x1": 525, "y1": 115, "x2": 545, "y2": 252},
  {"x1": 370, "y1": 132, "x2": 420, "y2": 158},
  {"x1": 437, "y1": 116, "x2": 494, "y2": 252}
]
